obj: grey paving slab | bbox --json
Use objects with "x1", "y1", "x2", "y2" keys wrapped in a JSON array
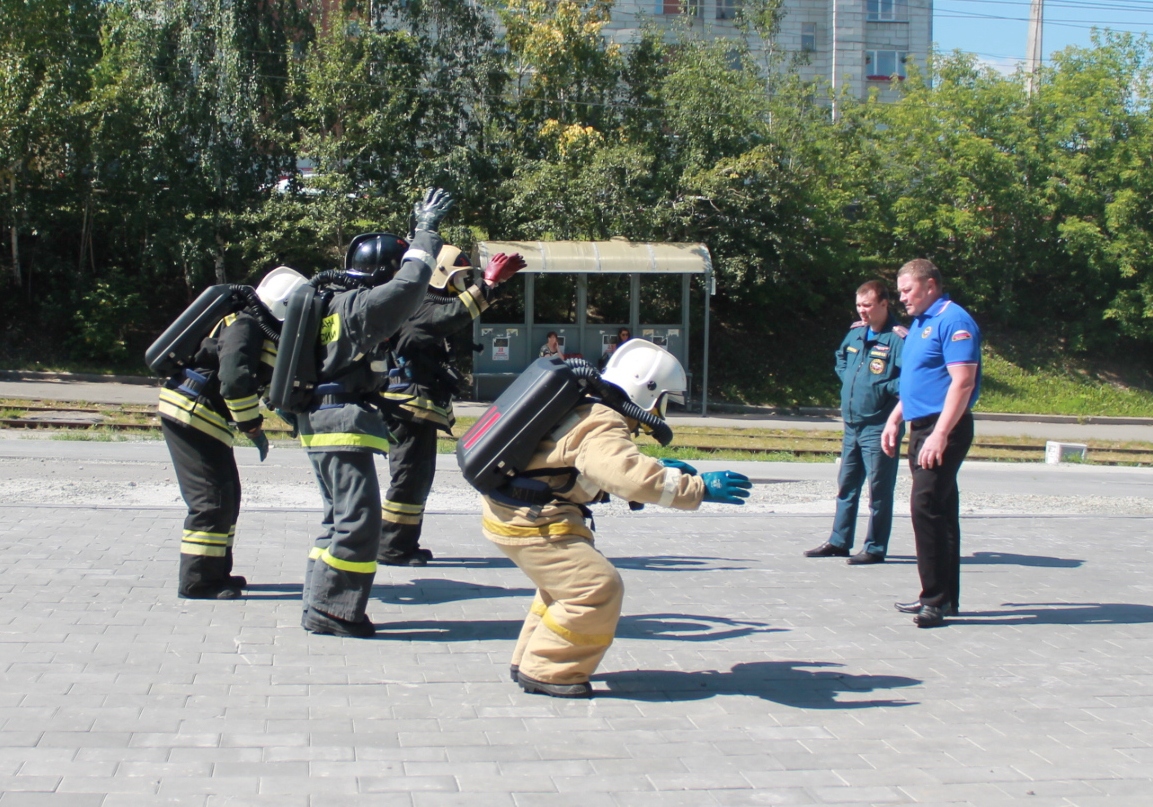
[{"x1": 0, "y1": 437, "x2": 1152, "y2": 805}]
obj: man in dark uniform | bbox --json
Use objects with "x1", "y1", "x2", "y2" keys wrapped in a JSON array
[
  {"x1": 882, "y1": 259, "x2": 982, "y2": 628},
  {"x1": 377, "y1": 245, "x2": 526, "y2": 567},
  {"x1": 805, "y1": 279, "x2": 907, "y2": 564},
  {"x1": 299, "y1": 188, "x2": 453, "y2": 638},
  {"x1": 159, "y1": 266, "x2": 306, "y2": 599}
]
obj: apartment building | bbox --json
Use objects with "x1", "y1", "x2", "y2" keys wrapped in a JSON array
[{"x1": 601, "y1": 0, "x2": 933, "y2": 101}]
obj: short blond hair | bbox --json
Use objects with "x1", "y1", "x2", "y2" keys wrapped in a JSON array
[{"x1": 897, "y1": 259, "x2": 943, "y2": 287}]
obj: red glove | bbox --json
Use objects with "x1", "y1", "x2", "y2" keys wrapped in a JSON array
[{"x1": 483, "y1": 253, "x2": 526, "y2": 285}]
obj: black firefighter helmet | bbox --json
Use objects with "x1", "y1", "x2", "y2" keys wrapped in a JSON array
[{"x1": 344, "y1": 232, "x2": 409, "y2": 286}]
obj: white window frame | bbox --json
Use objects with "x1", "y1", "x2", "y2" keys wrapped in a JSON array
[
  {"x1": 866, "y1": 0, "x2": 900, "y2": 22},
  {"x1": 865, "y1": 50, "x2": 907, "y2": 81}
]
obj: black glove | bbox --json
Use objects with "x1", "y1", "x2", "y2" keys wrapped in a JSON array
[{"x1": 413, "y1": 188, "x2": 454, "y2": 232}]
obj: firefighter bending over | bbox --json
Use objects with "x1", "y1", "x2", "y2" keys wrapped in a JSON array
[
  {"x1": 469, "y1": 341, "x2": 752, "y2": 697},
  {"x1": 157, "y1": 266, "x2": 307, "y2": 599}
]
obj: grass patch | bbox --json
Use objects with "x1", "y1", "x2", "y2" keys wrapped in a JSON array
[{"x1": 976, "y1": 346, "x2": 1153, "y2": 417}]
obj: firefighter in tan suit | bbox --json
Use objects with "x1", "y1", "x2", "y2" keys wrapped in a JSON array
[{"x1": 481, "y1": 341, "x2": 753, "y2": 698}]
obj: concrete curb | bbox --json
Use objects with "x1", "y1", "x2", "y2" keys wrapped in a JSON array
[{"x1": 0, "y1": 370, "x2": 160, "y2": 386}]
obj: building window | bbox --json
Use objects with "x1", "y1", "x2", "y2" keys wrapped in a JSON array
[
  {"x1": 801, "y1": 22, "x2": 816, "y2": 53},
  {"x1": 865, "y1": 51, "x2": 907, "y2": 81},
  {"x1": 663, "y1": 0, "x2": 702, "y2": 15},
  {"x1": 866, "y1": 0, "x2": 899, "y2": 22},
  {"x1": 717, "y1": 0, "x2": 741, "y2": 20}
]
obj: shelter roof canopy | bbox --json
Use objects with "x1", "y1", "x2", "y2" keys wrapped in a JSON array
[{"x1": 474, "y1": 239, "x2": 711, "y2": 274}]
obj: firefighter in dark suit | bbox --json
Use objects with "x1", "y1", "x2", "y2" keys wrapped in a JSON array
[
  {"x1": 299, "y1": 188, "x2": 453, "y2": 638},
  {"x1": 377, "y1": 246, "x2": 526, "y2": 566},
  {"x1": 159, "y1": 266, "x2": 306, "y2": 599}
]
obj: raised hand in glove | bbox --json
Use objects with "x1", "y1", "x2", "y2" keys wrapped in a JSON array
[
  {"x1": 701, "y1": 470, "x2": 752, "y2": 505},
  {"x1": 659, "y1": 458, "x2": 698, "y2": 476},
  {"x1": 483, "y1": 252, "x2": 526, "y2": 286},
  {"x1": 413, "y1": 187, "x2": 454, "y2": 232}
]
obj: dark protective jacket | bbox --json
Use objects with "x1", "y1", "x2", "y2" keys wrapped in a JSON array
[
  {"x1": 158, "y1": 311, "x2": 277, "y2": 445},
  {"x1": 835, "y1": 317, "x2": 905, "y2": 427},
  {"x1": 382, "y1": 281, "x2": 495, "y2": 432},
  {"x1": 296, "y1": 230, "x2": 440, "y2": 454}
]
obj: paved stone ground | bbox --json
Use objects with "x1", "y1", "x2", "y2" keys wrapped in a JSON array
[{"x1": 1, "y1": 438, "x2": 1152, "y2": 806}]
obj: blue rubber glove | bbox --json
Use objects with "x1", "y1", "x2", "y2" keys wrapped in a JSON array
[
  {"x1": 701, "y1": 470, "x2": 752, "y2": 505},
  {"x1": 247, "y1": 429, "x2": 270, "y2": 462},
  {"x1": 659, "y1": 458, "x2": 698, "y2": 476}
]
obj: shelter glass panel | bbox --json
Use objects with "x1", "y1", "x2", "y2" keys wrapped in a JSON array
[
  {"x1": 480, "y1": 273, "x2": 525, "y2": 323},
  {"x1": 586, "y1": 274, "x2": 632, "y2": 324},
  {"x1": 534, "y1": 274, "x2": 578, "y2": 324},
  {"x1": 639, "y1": 274, "x2": 682, "y2": 324}
]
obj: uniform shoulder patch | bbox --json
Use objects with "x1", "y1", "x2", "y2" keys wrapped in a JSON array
[
  {"x1": 951, "y1": 330, "x2": 972, "y2": 341},
  {"x1": 893, "y1": 325, "x2": 908, "y2": 338}
]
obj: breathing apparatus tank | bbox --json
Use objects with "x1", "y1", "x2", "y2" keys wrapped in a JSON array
[
  {"x1": 265, "y1": 269, "x2": 373, "y2": 414},
  {"x1": 456, "y1": 356, "x2": 674, "y2": 494},
  {"x1": 145, "y1": 284, "x2": 282, "y2": 377}
]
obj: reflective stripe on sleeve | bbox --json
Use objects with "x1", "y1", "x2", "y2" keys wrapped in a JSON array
[
  {"x1": 402, "y1": 248, "x2": 434, "y2": 266},
  {"x1": 458, "y1": 288, "x2": 481, "y2": 319},
  {"x1": 225, "y1": 394, "x2": 260, "y2": 423},
  {"x1": 657, "y1": 468, "x2": 681, "y2": 508}
]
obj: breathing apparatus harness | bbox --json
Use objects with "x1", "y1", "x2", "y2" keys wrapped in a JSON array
[
  {"x1": 145, "y1": 284, "x2": 283, "y2": 399},
  {"x1": 457, "y1": 356, "x2": 675, "y2": 522},
  {"x1": 267, "y1": 269, "x2": 408, "y2": 416}
]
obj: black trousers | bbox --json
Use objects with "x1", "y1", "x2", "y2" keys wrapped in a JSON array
[
  {"x1": 161, "y1": 418, "x2": 240, "y2": 597},
  {"x1": 908, "y1": 411, "x2": 973, "y2": 610},
  {"x1": 378, "y1": 419, "x2": 439, "y2": 562},
  {"x1": 304, "y1": 450, "x2": 382, "y2": 622}
]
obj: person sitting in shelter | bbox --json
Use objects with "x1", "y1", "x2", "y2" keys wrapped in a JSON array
[{"x1": 539, "y1": 331, "x2": 564, "y2": 359}]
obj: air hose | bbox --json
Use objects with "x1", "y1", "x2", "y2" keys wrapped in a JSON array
[
  {"x1": 309, "y1": 269, "x2": 364, "y2": 290},
  {"x1": 565, "y1": 358, "x2": 674, "y2": 447},
  {"x1": 228, "y1": 285, "x2": 282, "y2": 344}
]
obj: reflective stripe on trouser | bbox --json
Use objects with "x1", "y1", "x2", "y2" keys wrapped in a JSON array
[
  {"x1": 303, "y1": 450, "x2": 382, "y2": 622},
  {"x1": 498, "y1": 536, "x2": 624, "y2": 685},
  {"x1": 161, "y1": 418, "x2": 240, "y2": 597},
  {"x1": 378, "y1": 419, "x2": 438, "y2": 561}
]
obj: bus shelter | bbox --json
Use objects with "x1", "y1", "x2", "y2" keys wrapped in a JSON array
[{"x1": 469, "y1": 239, "x2": 715, "y2": 414}]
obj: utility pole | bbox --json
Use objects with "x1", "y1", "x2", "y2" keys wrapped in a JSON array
[
  {"x1": 831, "y1": 0, "x2": 839, "y2": 121},
  {"x1": 1026, "y1": 0, "x2": 1044, "y2": 95}
]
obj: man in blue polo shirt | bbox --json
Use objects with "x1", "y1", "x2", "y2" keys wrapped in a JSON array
[{"x1": 881, "y1": 259, "x2": 981, "y2": 628}]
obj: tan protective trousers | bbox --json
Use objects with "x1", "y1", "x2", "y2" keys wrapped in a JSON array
[{"x1": 498, "y1": 536, "x2": 625, "y2": 685}]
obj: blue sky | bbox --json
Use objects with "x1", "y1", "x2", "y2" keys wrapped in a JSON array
[{"x1": 934, "y1": 0, "x2": 1153, "y2": 72}]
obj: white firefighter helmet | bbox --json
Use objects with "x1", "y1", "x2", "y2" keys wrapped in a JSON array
[
  {"x1": 255, "y1": 266, "x2": 308, "y2": 321},
  {"x1": 600, "y1": 338, "x2": 687, "y2": 416},
  {"x1": 429, "y1": 244, "x2": 473, "y2": 292}
]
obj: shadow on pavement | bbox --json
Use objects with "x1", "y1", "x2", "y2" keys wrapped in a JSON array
[
  {"x1": 596, "y1": 661, "x2": 920, "y2": 707},
  {"x1": 371, "y1": 612, "x2": 778, "y2": 643},
  {"x1": 417, "y1": 555, "x2": 749, "y2": 572},
  {"x1": 375, "y1": 578, "x2": 533, "y2": 605},
  {"x1": 952, "y1": 602, "x2": 1153, "y2": 625},
  {"x1": 961, "y1": 551, "x2": 1084, "y2": 568}
]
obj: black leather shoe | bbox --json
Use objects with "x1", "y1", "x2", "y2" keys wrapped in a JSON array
[
  {"x1": 179, "y1": 583, "x2": 243, "y2": 600},
  {"x1": 301, "y1": 607, "x2": 376, "y2": 638},
  {"x1": 847, "y1": 551, "x2": 884, "y2": 565},
  {"x1": 914, "y1": 605, "x2": 946, "y2": 627},
  {"x1": 228, "y1": 575, "x2": 248, "y2": 588},
  {"x1": 516, "y1": 671, "x2": 593, "y2": 698},
  {"x1": 895, "y1": 600, "x2": 958, "y2": 616},
  {"x1": 804, "y1": 541, "x2": 850, "y2": 558}
]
